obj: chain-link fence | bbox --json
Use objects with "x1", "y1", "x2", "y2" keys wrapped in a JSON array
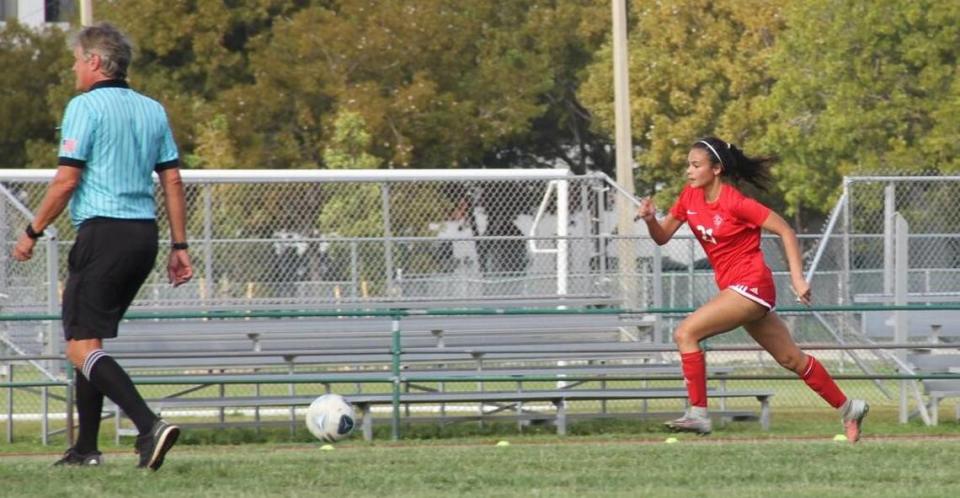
[
  {"x1": 1, "y1": 169, "x2": 651, "y2": 308},
  {"x1": 0, "y1": 169, "x2": 856, "y2": 315},
  {"x1": 1, "y1": 171, "x2": 958, "y2": 443},
  {"x1": 803, "y1": 176, "x2": 960, "y2": 343}
]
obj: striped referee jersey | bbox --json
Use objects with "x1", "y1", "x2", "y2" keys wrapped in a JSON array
[{"x1": 57, "y1": 79, "x2": 179, "y2": 227}]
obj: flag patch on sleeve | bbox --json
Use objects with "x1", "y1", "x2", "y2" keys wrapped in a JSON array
[{"x1": 61, "y1": 138, "x2": 77, "y2": 153}]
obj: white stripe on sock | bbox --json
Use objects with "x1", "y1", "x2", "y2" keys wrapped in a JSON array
[
  {"x1": 801, "y1": 356, "x2": 815, "y2": 378},
  {"x1": 81, "y1": 349, "x2": 107, "y2": 379}
]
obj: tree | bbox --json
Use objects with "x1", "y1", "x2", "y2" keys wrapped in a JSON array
[
  {"x1": 319, "y1": 111, "x2": 383, "y2": 237},
  {"x1": 212, "y1": 1, "x2": 556, "y2": 169},
  {"x1": 483, "y1": 0, "x2": 614, "y2": 176},
  {"x1": 579, "y1": 0, "x2": 788, "y2": 209},
  {"x1": 98, "y1": 0, "x2": 310, "y2": 161},
  {"x1": 761, "y1": 0, "x2": 960, "y2": 215},
  {"x1": 0, "y1": 22, "x2": 71, "y2": 169},
  {"x1": 97, "y1": 1, "x2": 617, "y2": 178}
]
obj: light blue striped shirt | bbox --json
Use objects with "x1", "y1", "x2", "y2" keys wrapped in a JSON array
[{"x1": 58, "y1": 80, "x2": 179, "y2": 227}]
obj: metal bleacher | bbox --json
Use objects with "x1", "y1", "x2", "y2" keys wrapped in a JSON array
[
  {"x1": 98, "y1": 300, "x2": 775, "y2": 439},
  {"x1": 857, "y1": 293, "x2": 960, "y2": 424}
]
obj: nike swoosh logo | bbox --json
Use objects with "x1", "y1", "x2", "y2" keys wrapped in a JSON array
[{"x1": 686, "y1": 210, "x2": 697, "y2": 215}]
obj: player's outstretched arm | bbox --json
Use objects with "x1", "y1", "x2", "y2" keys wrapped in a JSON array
[
  {"x1": 761, "y1": 211, "x2": 810, "y2": 305},
  {"x1": 637, "y1": 197, "x2": 683, "y2": 246}
]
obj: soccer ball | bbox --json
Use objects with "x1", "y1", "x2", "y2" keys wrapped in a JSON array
[{"x1": 305, "y1": 394, "x2": 356, "y2": 443}]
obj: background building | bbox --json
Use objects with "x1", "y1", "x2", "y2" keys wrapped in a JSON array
[{"x1": 0, "y1": 0, "x2": 73, "y2": 28}]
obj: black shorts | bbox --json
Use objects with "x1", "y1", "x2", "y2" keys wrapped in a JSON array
[{"x1": 62, "y1": 218, "x2": 159, "y2": 340}]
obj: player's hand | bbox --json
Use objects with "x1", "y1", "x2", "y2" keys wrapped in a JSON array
[
  {"x1": 12, "y1": 233, "x2": 36, "y2": 262},
  {"x1": 790, "y1": 277, "x2": 812, "y2": 306},
  {"x1": 636, "y1": 197, "x2": 656, "y2": 222},
  {"x1": 167, "y1": 249, "x2": 194, "y2": 287}
]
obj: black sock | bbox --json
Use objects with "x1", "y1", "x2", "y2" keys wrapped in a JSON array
[
  {"x1": 83, "y1": 350, "x2": 157, "y2": 435},
  {"x1": 73, "y1": 368, "x2": 104, "y2": 453}
]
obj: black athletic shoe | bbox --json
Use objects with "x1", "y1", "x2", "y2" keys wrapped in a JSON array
[
  {"x1": 135, "y1": 419, "x2": 180, "y2": 471},
  {"x1": 53, "y1": 447, "x2": 103, "y2": 466}
]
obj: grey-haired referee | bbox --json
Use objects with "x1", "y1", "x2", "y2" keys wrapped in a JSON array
[{"x1": 12, "y1": 23, "x2": 192, "y2": 471}]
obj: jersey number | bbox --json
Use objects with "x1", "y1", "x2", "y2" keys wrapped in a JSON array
[{"x1": 695, "y1": 225, "x2": 718, "y2": 245}]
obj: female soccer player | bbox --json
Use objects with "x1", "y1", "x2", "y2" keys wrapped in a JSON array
[{"x1": 636, "y1": 136, "x2": 868, "y2": 441}]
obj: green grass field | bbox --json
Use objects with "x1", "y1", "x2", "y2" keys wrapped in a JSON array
[
  {"x1": 2, "y1": 407, "x2": 958, "y2": 498},
  {"x1": 1, "y1": 437, "x2": 958, "y2": 497},
  {"x1": 3, "y1": 364, "x2": 959, "y2": 497}
]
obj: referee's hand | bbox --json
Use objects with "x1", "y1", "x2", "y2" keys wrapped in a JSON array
[
  {"x1": 12, "y1": 233, "x2": 36, "y2": 262},
  {"x1": 168, "y1": 250, "x2": 193, "y2": 287}
]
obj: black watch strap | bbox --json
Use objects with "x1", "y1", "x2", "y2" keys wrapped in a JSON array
[
  {"x1": 25, "y1": 224, "x2": 44, "y2": 240},
  {"x1": 171, "y1": 242, "x2": 189, "y2": 250}
]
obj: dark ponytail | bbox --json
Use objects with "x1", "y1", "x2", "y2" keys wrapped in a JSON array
[{"x1": 692, "y1": 136, "x2": 776, "y2": 191}]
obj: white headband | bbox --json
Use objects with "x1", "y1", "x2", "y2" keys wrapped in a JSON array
[{"x1": 698, "y1": 140, "x2": 724, "y2": 170}]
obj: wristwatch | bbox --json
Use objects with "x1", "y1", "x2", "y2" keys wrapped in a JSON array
[
  {"x1": 171, "y1": 242, "x2": 189, "y2": 250},
  {"x1": 25, "y1": 223, "x2": 44, "y2": 240}
]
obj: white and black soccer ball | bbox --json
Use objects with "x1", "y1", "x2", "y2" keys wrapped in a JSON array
[{"x1": 305, "y1": 394, "x2": 356, "y2": 443}]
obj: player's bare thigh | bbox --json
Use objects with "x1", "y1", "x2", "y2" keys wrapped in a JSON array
[
  {"x1": 673, "y1": 289, "x2": 768, "y2": 353},
  {"x1": 743, "y1": 311, "x2": 807, "y2": 373}
]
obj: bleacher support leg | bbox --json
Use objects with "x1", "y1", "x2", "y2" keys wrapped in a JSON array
[
  {"x1": 254, "y1": 383, "x2": 261, "y2": 435},
  {"x1": 6, "y1": 364, "x2": 13, "y2": 443},
  {"x1": 359, "y1": 403, "x2": 373, "y2": 441},
  {"x1": 218, "y1": 382, "x2": 225, "y2": 427},
  {"x1": 41, "y1": 386, "x2": 48, "y2": 445},
  {"x1": 114, "y1": 403, "x2": 121, "y2": 445},
  {"x1": 930, "y1": 396, "x2": 939, "y2": 426},
  {"x1": 759, "y1": 396, "x2": 770, "y2": 431},
  {"x1": 390, "y1": 318, "x2": 401, "y2": 441},
  {"x1": 553, "y1": 398, "x2": 566, "y2": 436}
]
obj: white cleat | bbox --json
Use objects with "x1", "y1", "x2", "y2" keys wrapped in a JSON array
[
  {"x1": 841, "y1": 399, "x2": 869, "y2": 443},
  {"x1": 665, "y1": 411, "x2": 712, "y2": 435}
]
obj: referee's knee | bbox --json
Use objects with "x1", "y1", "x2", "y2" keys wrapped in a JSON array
[
  {"x1": 65, "y1": 349, "x2": 85, "y2": 370},
  {"x1": 65, "y1": 340, "x2": 101, "y2": 371}
]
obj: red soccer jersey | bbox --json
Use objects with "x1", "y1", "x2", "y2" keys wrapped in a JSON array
[{"x1": 669, "y1": 183, "x2": 776, "y2": 305}]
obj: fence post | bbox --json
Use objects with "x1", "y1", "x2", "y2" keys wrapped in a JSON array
[
  {"x1": 556, "y1": 173, "x2": 568, "y2": 297},
  {"x1": 41, "y1": 386, "x2": 48, "y2": 445},
  {"x1": 65, "y1": 367, "x2": 74, "y2": 446},
  {"x1": 894, "y1": 213, "x2": 909, "y2": 423},
  {"x1": 6, "y1": 364, "x2": 12, "y2": 443},
  {"x1": 883, "y1": 184, "x2": 895, "y2": 295},
  {"x1": 45, "y1": 235, "x2": 61, "y2": 378},
  {"x1": 350, "y1": 241, "x2": 359, "y2": 299},
  {"x1": 203, "y1": 184, "x2": 214, "y2": 303},
  {"x1": 381, "y1": 183, "x2": 395, "y2": 296},
  {"x1": 653, "y1": 244, "x2": 663, "y2": 341}
]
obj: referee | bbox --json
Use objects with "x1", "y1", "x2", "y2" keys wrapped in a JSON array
[{"x1": 12, "y1": 23, "x2": 192, "y2": 470}]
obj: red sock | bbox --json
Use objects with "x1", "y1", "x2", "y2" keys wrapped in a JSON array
[
  {"x1": 681, "y1": 351, "x2": 707, "y2": 408},
  {"x1": 800, "y1": 355, "x2": 848, "y2": 409}
]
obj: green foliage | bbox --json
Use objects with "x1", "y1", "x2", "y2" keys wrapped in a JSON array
[
  {"x1": 213, "y1": 0, "x2": 558, "y2": 170},
  {"x1": 322, "y1": 111, "x2": 381, "y2": 171},
  {"x1": 0, "y1": 22, "x2": 71, "y2": 168},
  {"x1": 579, "y1": 0, "x2": 788, "y2": 208},
  {"x1": 761, "y1": 0, "x2": 960, "y2": 214},
  {"x1": 99, "y1": 0, "x2": 307, "y2": 156},
  {"x1": 319, "y1": 111, "x2": 382, "y2": 237},
  {"x1": 187, "y1": 114, "x2": 238, "y2": 169},
  {"x1": 493, "y1": 0, "x2": 614, "y2": 174},
  {"x1": 4, "y1": 0, "x2": 959, "y2": 228}
]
